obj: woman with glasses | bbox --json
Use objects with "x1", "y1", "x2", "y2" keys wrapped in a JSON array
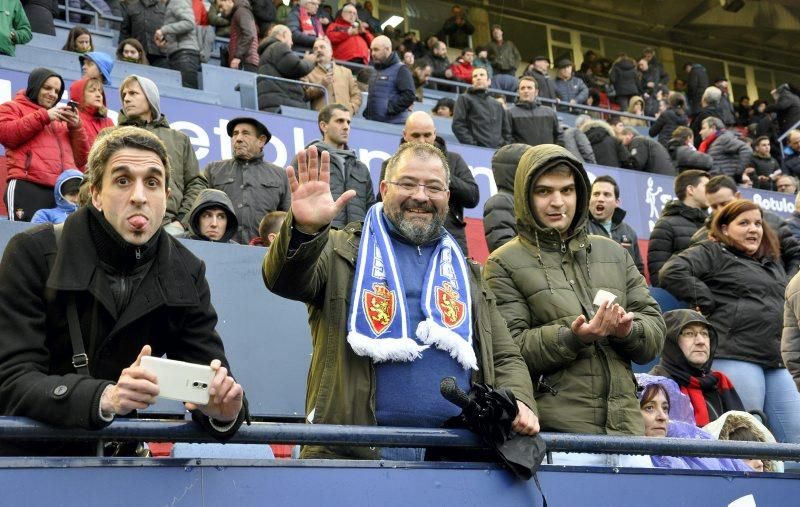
[
  {"x1": 649, "y1": 309, "x2": 745, "y2": 426},
  {"x1": 660, "y1": 200, "x2": 800, "y2": 446}
]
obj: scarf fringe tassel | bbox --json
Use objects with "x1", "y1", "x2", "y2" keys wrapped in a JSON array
[
  {"x1": 416, "y1": 318, "x2": 478, "y2": 371},
  {"x1": 347, "y1": 331, "x2": 428, "y2": 363}
]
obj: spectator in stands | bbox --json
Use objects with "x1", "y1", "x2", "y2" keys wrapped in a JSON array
[
  {"x1": 380, "y1": 111, "x2": 478, "y2": 253},
  {"x1": 713, "y1": 77, "x2": 736, "y2": 127},
  {"x1": 118, "y1": 75, "x2": 205, "y2": 234},
  {"x1": 155, "y1": 0, "x2": 201, "y2": 89},
  {"x1": 401, "y1": 49, "x2": 414, "y2": 66},
  {"x1": 79, "y1": 51, "x2": 113, "y2": 85},
  {"x1": 554, "y1": 59, "x2": 588, "y2": 110},
  {"x1": 647, "y1": 169, "x2": 709, "y2": 286},
  {"x1": 207, "y1": 2, "x2": 231, "y2": 37},
  {"x1": 363, "y1": 35, "x2": 415, "y2": 124},
  {"x1": 326, "y1": 3, "x2": 373, "y2": 66},
  {"x1": 431, "y1": 97, "x2": 455, "y2": 118},
  {"x1": 783, "y1": 130, "x2": 800, "y2": 178},
  {"x1": 216, "y1": 0, "x2": 260, "y2": 72},
  {"x1": 777, "y1": 174, "x2": 799, "y2": 195},
  {"x1": 744, "y1": 136, "x2": 781, "y2": 191},
  {"x1": 0, "y1": 0, "x2": 31, "y2": 56},
  {"x1": 660, "y1": 199, "x2": 800, "y2": 447},
  {"x1": 275, "y1": 0, "x2": 297, "y2": 25},
  {"x1": 257, "y1": 24, "x2": 315, "y2": 112},
  {"x1": 286, "y1": 0, "x2": 324, "y2": 53},
  {"x1": 422, "y1": 40, "x2": 451, "y2": 86},
  {"x1": 524, "y1": 56, "x2": 556, "y2": 101},
  {"x1": 618, "y1": 127, "x2": 673, "y2": 176},
  {"x1": 252, "y1": 209, "x2": 286, "y2": 247},
  {"x1": 438, "y1": 4, "x2": 474, "y2": 49},
  {"x1": 508, "y1": 76, "x2": 561, "y2": 147},
  {"x1": 698, "y1": 116, "x2": 752, "y2": 179},
  {"x1": 561, "y1": 115, "x2": 596, "y2": 164},
  {"x1": 181, "y1": 188, "x2": 239, "y2": 243},
  {"x1": 0, "y1": 68, "x2": 89, "y2": 221},
  {"x1": 116, "y1": 38, "x2": 149, "y2": 65},
  {"x1": 704, "y1": 410, "x2": 782, "y2": 473},
  {"x1": 641, "y1": 48, "x2": 669, "y2": 86},
  {"x1": 483, "y1": 143, "x2": 528, "y2": 253},
  {"x1": 650, "y1": 92, "x2": 688, "y2": 148},
  {"x1": 621, "y1": 96, "x2": 647, "y2": 127},
  {"x1": 68, "y1": 77, "x2": 114, "y2": 150},
  {"x1": 264, "y1": 143, "x2": 539, "y2": 459},
  {"x1": 684, "y1": 62, "x2": 709, "y2": 116},
  {"x1": 609, "y1": 54, "x2": 638, "y2": 110},
  {"x1": 357, "y1": 1, "x2": 380, "y2": 34},
  {"x1": 303, "y1": 38, "x2": 361, "y2": 115},
  {"x1": 292, "y1": 104, "x2": 375, "y2": 230},
  {"x1": 0, "y1": 126, "x2": 246, "y2": 456},
  {"x1": 248, "y1": 0, "x2": 276, "y2": 37},
  {"x1": 120, "y1": 0, "x2": 168, "y2": 68},
  {"x1": 447, "y1": 47, "x2": 474, "y2": 84},
  {"x1": 452, "y1": 67, "x2": 511, "y2": 149},
  {"x1": 204, "y1": 116, "x2": 289, "y2": 243},
  {"x1": 735, "y1": 95, "x2": 751, "y2": 126},
  {"x1": 586, "y1": 175, "x2": 644, "y2": 275},
  {"x1": 484, "y1": 144, "x2": 663, "y2": 466},
  {"x1": 30, "y1": 169, "x2": 83, "y2": 224},
  {"x1": 23, "y1": 0, "x2": 57, "y2": 35},
  {"x1": 780, "y1": 192, "x2": 800, "y2": 246},
  {"x1": 62, "y1": 26, "x2": 93, "y2": 53},
  {"x1": 650, "y1": 310, "x2": 745, "y2": 426},
  {"x1": 690, "y1": 86, "x2": 723, "y2": 147},
  {"x1": 471, "y1": 46, "x2": 493, "y2": 80},
  {"x1": 669, "y1": 126, "x2": 713, "y2": 173},
  {"x1": 486, "y1": 24, "x2": 520, "y2": 92},
  {"x1": 410, "y1": 61, "x2": 432, "y2": 102},
  {"x1": 767, "y1": 84, "x2": 800, "y2": 137},
  {"x1": 578, "y1": 119, "x2": 630, "y2": 168}
]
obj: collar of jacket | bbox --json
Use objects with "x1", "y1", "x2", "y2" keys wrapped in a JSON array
[
  {"x1": 374, "y1": 52, "x2": 400, "y2": 70},
  {"x1": 235, "y1": 152, "x2": 265, "y2": 164},
  {"x1": 467, "y1": 87, "x2": 488, "y2": 96},
  {"x1": 45, "y1": 206, "x2": 200, "y2": 309},
  {"x1": 396, "y1": 135, "x2": 450, "y2": 155},
  {"x1": 118, "y1": 110, "x2": 170, "y2": 128},
  {"x1": 588, "y1": 206, "x2": 628, "y2": 228}
]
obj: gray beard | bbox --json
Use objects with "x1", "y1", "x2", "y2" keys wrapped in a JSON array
[{"x1": 385, "y1": 205, "x2": 446, "y2": 245}]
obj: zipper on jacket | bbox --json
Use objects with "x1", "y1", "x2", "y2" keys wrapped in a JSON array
[
  {"x1": 536, "y1": 374, "x2": 558, "y2": 396},
  {"x1": 560, "y1": 241, "x2": 566, "y2": 253},
  {"x1": 51, "y1": 124, "x2": 65, "y2": 169},
  {"x1": 135, "y1": 247, "x2": 141, "y2": 260},
  {"x1": 417, "y1": 246, "x2": 422, "y2": 256}
]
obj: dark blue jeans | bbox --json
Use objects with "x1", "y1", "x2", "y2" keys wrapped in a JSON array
[{"x1": 169, "y1": 49, "x2": 200, "y2": 89}]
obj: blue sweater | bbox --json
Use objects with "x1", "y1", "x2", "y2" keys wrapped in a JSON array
[{"x1": 375, "y1": 216, "x2": 472, "y2": 428}]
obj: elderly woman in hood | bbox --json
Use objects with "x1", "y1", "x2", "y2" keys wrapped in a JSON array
[{"x1": 650, "y1": 309, "x2": 745, "y2": 426}]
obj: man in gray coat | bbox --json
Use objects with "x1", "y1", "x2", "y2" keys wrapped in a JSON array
[
  {"x1": 699, "y1": 116, "x2": 752, "y2": 178},
  {"x1": 155, "y1": 0, "x2": 201, "y2": 88}
]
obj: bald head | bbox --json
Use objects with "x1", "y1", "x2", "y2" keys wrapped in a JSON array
[
  {"x1": 371, "y1": 35, "x2": 393, "y2": 64},
  {"x1": 403, "y1": 111, "x2": 437, "y2": 144}
]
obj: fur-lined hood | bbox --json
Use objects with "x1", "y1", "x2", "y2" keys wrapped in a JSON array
[{"x1": 578, "y1": 118, "x2": 616, "y2": 137}]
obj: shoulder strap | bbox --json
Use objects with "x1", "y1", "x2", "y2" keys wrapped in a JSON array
[{"x1": 53, "y1": 223, "x2": 89, "y2": 375}]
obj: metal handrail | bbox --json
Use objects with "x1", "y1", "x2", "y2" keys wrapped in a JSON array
[
  {"x1": 2, "y1": 417, "x2": 800, "y2": 462},
  {"x1": 253, "y1": 74, "x2": 329, "y2": 111},
  {"x1": 58, "y1": 1, "x2": 122, "y2": 32},
  {"x1": 779, "y1": 119, "x2": 800, "y2": 143}
]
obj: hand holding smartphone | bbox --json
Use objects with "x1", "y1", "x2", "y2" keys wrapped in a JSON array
[{"x1": 140, "y1": 356, "x2": 215, "y2": 405}]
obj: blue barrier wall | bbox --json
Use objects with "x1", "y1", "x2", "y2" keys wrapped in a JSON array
[{"x1": 0, "y1": 67, "x2": 794, "y2": 241}]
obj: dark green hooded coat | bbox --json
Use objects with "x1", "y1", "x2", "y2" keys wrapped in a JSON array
[{"x1": 484, "y1": 144, "x2": 665, "y2": 435}]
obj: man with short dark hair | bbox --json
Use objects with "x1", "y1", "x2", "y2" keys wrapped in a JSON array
[
  {"x1": 486, "y1": 24, "x2": 520, "y2": 92},
  {"x1": 364, "y1": 35, "x2": 416, "y2": 124},
  {"x1": 508, "y1": 76, "x2": 561, "y2": 147},
  {"x1": 698, "y1": 116, "x2": 752, "y2": 178},
  {"x1": 291, "y1": 103, "x2": 375, "y2": 229},
  {"x1": 447, "y1": 47, "x2": 475, "y2": 84},
  {"x1": 204, "y1": 116, "x2": 290, "y2": 244},
  {"x1": 647, "y1": 169, "x2": 709, "y2": 286},
  {"x1": 586, "y1": 175, "x2": 644, "y2": 275},
  {"x1": 745, "y1": 136, "x2": 781, "y2": 190},
  {"x1": 452, "y1": 67, "x2": 511, "y2": 148},
  {"x1": 618, "y1": 127, "x2": 674, "y2": 175},
  {"x1": 0, "y1": 126, "x2": 246, "y2": 456},
  {"x1": 257, "y1": 210, "x2": 287, "y2": 247}
]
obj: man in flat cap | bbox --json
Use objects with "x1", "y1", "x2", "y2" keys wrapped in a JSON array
[{"x1": 203, "y1": 116, "x2": 291, "y2": 244}]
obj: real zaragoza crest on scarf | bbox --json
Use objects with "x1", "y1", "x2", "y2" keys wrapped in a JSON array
[
  {"x1": 363, "y1": 283, "x2": 396, "y2": 335},
  {"x1": 435, "y1": 281, "x2": 465, "y2": 329}
]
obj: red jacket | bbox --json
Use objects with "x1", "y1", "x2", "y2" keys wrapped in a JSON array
[
  {"x1": 0, "y1": 90, "x2": 89, "y2": 187},
  {"x1": 449, "y1": 59, "x2": 474, "y2": 83},
  {"x1": 326, "y1": 17, "x2": 373, "y2": 65},
  {"x1": 69, "y1": 79, "x2": 114, "y2": 153}
]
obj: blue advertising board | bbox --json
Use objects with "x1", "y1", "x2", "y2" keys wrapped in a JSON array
[{"x1": 1, "y1": 68, "x2": 794, "y2": 240}]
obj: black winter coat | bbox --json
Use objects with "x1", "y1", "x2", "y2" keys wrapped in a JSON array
[
  {"x1": 690, "y1": 105, "x2": 722, "y2": 148},
  {"x1": 660, "y1": 240, "x2": 787, "y2": 368},
  {"x1": 0, "y1": 208, "x2": 246, "y2": 455},
  {"x1": 609, "y1": 59, "x2": 639, "y2": 97},
  {"x1": 507, "y1": 100, "x2": 561, "y2": 147},
  {"x1": 525, "y1": 69, "x2": 556, "y2": 101},
  {"x1": 120, "y1": 0, "x2": 169, "y2": 57},
  {"x1": 586, "y1": 208, "x2": 645, "y2": 275},
  {"x1": 706, "y1": 131, "x2": 752, "y2": 177},
  {"x1": 452, "y1": 88, "x2": 512, "y2": 148},
  {"x1": 784, "y1": 152, "x2": 800, "y2": 179},
  {"x1": 766, "y1": 85, "x2": 800, "y2": 135},
  {"x1": 647, "y1": 200, "x2": 708, "y2": 286},
  {"x1": 257, "y1": 37, "x2": 314, "y2": 111},
  {"x1": 649, "y1": 108, "x2": 688, "y2": 147},
  {"x1": 22, "y1": 0, "x2": 57, "y2": 35},
  {"x1": 580, "y1": 120, "x2": 630, "y2": 168},
  {"x1": 482, "y1": 143, "x2": 529, "y2": 253},
  {"x1": 628, "y1": 136, "x2": 675, "y2": 175},
  {"x1": 687, "y1": 64, "x2": 709, "y2": 115}
]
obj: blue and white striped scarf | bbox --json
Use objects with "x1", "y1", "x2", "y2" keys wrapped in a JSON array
[{"x1": 347, "y1": 203, "x2": 478, "y2": 370}]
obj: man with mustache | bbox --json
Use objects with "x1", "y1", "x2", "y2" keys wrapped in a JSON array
[{"x1": 264, "y1": 143, "x2": 538, "y2": 459}]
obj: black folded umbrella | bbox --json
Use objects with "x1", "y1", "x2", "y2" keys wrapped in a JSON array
[{"x1": 440, "y1": 377, "x2": 546, "y2": 480}]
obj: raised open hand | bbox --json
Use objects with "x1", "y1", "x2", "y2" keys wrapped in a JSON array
[{"x1": 287, "y1": 147, "x2": 356, "y2": 234}]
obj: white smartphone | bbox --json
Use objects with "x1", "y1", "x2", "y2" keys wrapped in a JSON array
[{"x1": 140, "y1": 356, "x2": 215, "y2": 405}]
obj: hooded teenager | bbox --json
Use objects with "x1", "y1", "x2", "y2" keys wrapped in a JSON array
[
  {"x1": 0, "y1": 67, "x2": 89, "y2": 221},
  {"x1": 68, "y1": 77, "x2": 115, "y2": 149},
  {"x1": 182, "y1": 189, "x2": 239, "y2": 243},
  {"x1": 30, "y1": 169, "x2": 83, "y2": 224}
]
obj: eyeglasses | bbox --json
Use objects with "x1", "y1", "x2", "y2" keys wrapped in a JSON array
[
  {"x1": 679, "y1": 330, "x2": 710, "y2": 339},
  {"x1": 386, "y1": 181, "x2": 447, "y2": 198}
]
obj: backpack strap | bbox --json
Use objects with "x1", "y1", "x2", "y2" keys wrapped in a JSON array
[{"x1": 53, "y1": 223, "x2": 89, "y2": 375}]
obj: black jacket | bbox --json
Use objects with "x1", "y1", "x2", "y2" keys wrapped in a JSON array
[
  {"x1": 483, "y1": 143, "x2": 529, "y2": 253},
  {"x1": 257, "y1": 36, "x2": 314, "y2": 111},
  {"x1": 579, "y1": 120, "x2": 631, "y2": 168},
  {"x1": 586, "y1": 207, "x2": 645, "y2": 275},
  {"x1": 686, "y1": 64, "x2": 709, "y2": 115},
  {"x1": 673, "y1": 144, "x2": 713, "y2": 172},
  {"x1": 380, "y1": 136, "x2": 479, "y2": 253},
  {"x1": 783, "y1": 151, "x2": 800, "y2": 178},
  {"x1": 22, "y1": 0, "x2": 57, "y2": 35},
  {"x1": 766, "y1": 84, "x2": 800, "y2": 135},
  {"x1": 120, "y1": 0, "x2": 169, "y2": 57},
  {"x1": 452, "y1": 88, "x2": 512, "y2": 148},
  {"x1": 628, "y1": 136, "x2": 675, "y2": 175},
  {"x1": 507, "y1": 100, "x2": 562, "y2": 147},
  {"x1": 660, "y1": 240, "x2": 787, "y2": 368},
  {"x1": 0, "y1": 207, "x2": 246, "y2": 455},
  {"x1": 649, "y1": 108, "x2": 688, "y2": 148},
  {"x1": 706, "y1": 130, "x2": 752, "y2": 178},
  {"x1": 609, "y1": 58, "x2": 639, "y2": 97},
  {"x1": 525, "y1": 68, "x2": 556, "y2": 100},
  {"x1": 690, "y1": 104, "x2": 721, "y2": 148},
  {"x1": 647, "y1": 200, "x2": 708, "y2": 286}
]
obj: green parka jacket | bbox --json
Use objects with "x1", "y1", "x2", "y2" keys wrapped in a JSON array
[
  {"x1": 484, "y1": 145, "x2": 665, "y2": 436},
  {"x1": 263, "y1": 210, "x2": 536, "y2": 459}
]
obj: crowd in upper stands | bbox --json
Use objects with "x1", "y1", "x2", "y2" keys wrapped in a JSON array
[{"x1": 3, "y1": 0, "x2": 800, "y2": 472}]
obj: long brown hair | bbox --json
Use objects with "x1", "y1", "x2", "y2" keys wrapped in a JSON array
[{"x1": 710, "y1": 199, "x2": 780, "y2": 260}]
